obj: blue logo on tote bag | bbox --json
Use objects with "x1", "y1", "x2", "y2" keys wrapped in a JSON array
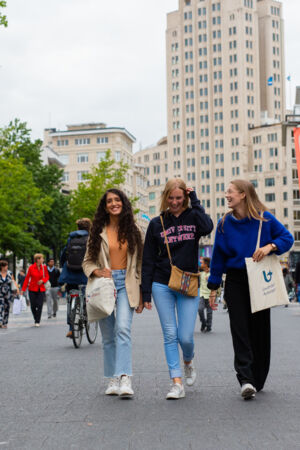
[{"x1": 263, "y1": 270, "x2": 273, "y2": 283}]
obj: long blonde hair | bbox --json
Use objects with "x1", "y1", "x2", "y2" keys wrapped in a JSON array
[
  {"x1": 220, "y1": 179, "x2": 268, "y2": 229},
  {"x1": 160, "y1": 178, "x2": 189, "y2": 213}
]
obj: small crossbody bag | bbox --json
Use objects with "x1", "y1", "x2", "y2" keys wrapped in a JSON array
[{"x1": 160, "y1": 215, "x2": 200, "y2": 297}]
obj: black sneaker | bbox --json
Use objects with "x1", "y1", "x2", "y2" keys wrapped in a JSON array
[
  {"x1": 201, "y1": 324, "x2": 206, "y2": 332},
  {"x1": 206, "y1": 327, "x2": 212, "y2": 332},
  {"x1": 48, "y1": 315, "x2": 51, "y2": 319},
  {"x1": 53, "y1": 313, "x2": 56, "y2": 317}
]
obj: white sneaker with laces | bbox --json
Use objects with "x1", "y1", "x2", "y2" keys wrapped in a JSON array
[
  {"x1": 166, "y1": 383, "x2": 185, "y2": 399},
  {"x1": 184, "y1": 361, "x2": 197, "y2": 386},
  {"x1": 105, "y1": 378, "x2": 120, "y2": 396},
  {"x1": 119, "y1": 375, "x2": 134, "y2": 398},
  {"x1": 241, "y1": 383, "x2": 256, "y2": 400}
]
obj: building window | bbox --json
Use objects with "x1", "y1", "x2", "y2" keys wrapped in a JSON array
[
  {"x1": 115, "y1": 151, "x2": 121, "y2": 162},
  {"x1": 265, "y1": 193, "x2": 275, "y2": 202},
  {"x1": 149, "y1": 206, "x2": 156, "y2": 215},
  {"x1": 77, "y1": 153, "x2": 88, "y2": 163},
  {"x1": 251, "y1": 179, "x2": 258, "y2": 188},
  {"x1": 62, "y1": 172, "x2": 69, "y2": 182},
  {"x1": 265, "y1": 178, "x2": 275, "y2": 187},
  {"x1": 57, "y1": 139, "x2": 68, "y2": 146},
  {"x1": 75, "y1": 138, "x2": 90, "y2": 145},
  {"x1": 97, "y1": 151, "x2": 106, "y2": 162},
  {"x1": 77, "y1": 171, "x2": 89, "y2": 181},
  {"x1": 149, "y1": 192, "x2": 155, "y2": 201},
  {"x1": 97, "y1": 137, "x2": 109, "y2": 144}
]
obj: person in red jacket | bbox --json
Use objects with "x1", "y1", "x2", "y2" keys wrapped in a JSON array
[{"x1": 21, "y1": 253, "x2": 49, "y2": 327}]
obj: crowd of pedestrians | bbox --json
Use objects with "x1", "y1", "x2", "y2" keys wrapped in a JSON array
[{"x1": 1, "y1": 178, "x2": 296, "y2": 403}]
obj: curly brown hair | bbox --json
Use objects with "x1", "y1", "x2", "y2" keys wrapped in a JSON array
[{"x1": 87, "y1": 189, "x2": 143, "y2": 262}]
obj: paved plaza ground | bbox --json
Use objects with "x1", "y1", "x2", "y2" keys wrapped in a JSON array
[{"x1": 1, "y1": 300, "x2": 300, "y2": 450}]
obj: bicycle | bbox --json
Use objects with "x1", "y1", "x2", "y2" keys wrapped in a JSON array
[{"x1": 68, "y1": 285, "x2": 98, "y2": 348}]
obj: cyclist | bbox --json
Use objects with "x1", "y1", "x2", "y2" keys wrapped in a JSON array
[{"x1": 59, "y1": 218, "x2": 92, "y2": 338}]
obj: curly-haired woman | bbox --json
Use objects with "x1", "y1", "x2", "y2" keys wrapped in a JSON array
[{"x1": 83, "y1": 189, "x2": 143, "y2": 398}]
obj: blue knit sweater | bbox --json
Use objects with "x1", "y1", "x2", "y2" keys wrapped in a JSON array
[{"x1": 208, "y1": 212, "x2": 294, "y2": 288}]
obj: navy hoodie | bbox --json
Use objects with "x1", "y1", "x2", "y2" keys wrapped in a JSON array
[{"x1": 141, "y1": 191, "x2": 213, "y2": 302}]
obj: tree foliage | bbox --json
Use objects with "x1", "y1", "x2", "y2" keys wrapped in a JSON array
[
  {"x1": 0, "y1": 119, "x2": 71, "y2": 259},
  {"x1": 0, "y1": 1, "x2": 7, "y2": 27},
  {"x1": 0, "y1": 157, "x2": 51, "y2": 257},
  {"x1": 70, "y1": 150, "x2": 129, "y2": 221}
]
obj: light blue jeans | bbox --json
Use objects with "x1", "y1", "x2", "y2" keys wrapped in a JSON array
[
  {"x1": 152, "y1": 282, "x2": 200, "y2": 379},
  {"x1": 99, "y1": 270, "x2": 134, "y2": 378}
]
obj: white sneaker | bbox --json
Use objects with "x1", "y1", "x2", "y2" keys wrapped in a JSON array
[
  {"x1": 166, "y1": 383, "x2": 185, "y2": 399},
  {"x1": 35, "y1": 323, "x2": 40, "y2": 328},
  {"x1": 241, "y1": 383, "x2": 256, "y2": 400},
  {"x1": 119, "y1": 375, "x2": 134, "y2": 398},
  {"x1": 105, "y1": 378, "x2": 120, "y2": 396},
  {"x1": 184, "y1": 361, "x2": 197, "y2": 386}
]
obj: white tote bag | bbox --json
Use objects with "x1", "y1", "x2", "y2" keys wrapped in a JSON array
[
  {"x1": 13, "y1": 297, "x2": 22, "y2": 315},
  {"x1": 20, "y1": 295, "x2": 27, "y2": 311},
  {"x1": 86, "y1": 250, "x2": 116, "y2": 322},
  {"x1": 245, "y1": 215, "x2": 289, "y2": 313}
]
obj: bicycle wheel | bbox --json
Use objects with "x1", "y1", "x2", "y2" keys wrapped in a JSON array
[
  {"x1": 71, "y1": 301, "x2": 83, "y2": 348},
  {"x1": 85, "y1": 320, "x2": 98, "y2": 344}
]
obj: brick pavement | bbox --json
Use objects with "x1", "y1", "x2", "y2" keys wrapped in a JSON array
[{"x1": 0, "y1": 302, "x2": 300, "y2": 449}]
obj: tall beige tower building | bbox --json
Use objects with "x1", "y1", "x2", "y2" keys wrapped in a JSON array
[{"x1": 166, "y1": 0, "x2": 285, "y2": 225}]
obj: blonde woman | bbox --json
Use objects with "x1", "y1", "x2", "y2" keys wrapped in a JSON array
[
  {"x1": 142, "y1": 179, "x2": 213, "y2": 399},
  {"x1": 21, "y1": 254, "x2": 49, "y2": 327},
  {"x1": 208, "y1": 180, "x2": 294, "y2": 400}
]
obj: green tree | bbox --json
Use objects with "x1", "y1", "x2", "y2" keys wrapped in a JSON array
[
  {"x1": 0, "y1": 119, "x2": 71, "y2": 259},
  {"x1": 0, "y1": 1, "x2": 7, "y2": 27},
  {"x1": 70, "y1": 150, "x2": 129, "y2": 221},
  {"x1": 0, "y1": 157, "x2": 51, "y2": 258}
]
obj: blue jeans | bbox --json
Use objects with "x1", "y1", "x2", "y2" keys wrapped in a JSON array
[
  {"x1": 152, "y1": 282, "x2": 200, "y2": 379},
  {"x1": 99, "y1": 270, "x2": 134, "y2": 378},
  {"x1": 297, "y1": 283, "x2": 300, "y2": 302}
]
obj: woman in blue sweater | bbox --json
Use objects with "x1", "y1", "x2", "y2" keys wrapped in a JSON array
[
  {"x1": 208, "y1": 180, "x2": 294, "y2": 400},
  {"x1": 142, "y1": 178, "x2": 213, "y2": 399}
]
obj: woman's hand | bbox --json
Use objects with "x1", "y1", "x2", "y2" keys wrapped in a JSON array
[
  {"x1": 209, "y1": 291, "x2": 218, "y2": 310},
  {"x1": 92, "y1": 268, "x2": 112, "y2": 278},
  {"x1": 252, "y1": 244, "x2": 273, "y2": 262},
  {"x1": 186, "y1": 187, "x2": 194, "y2": 195},
  {"x1": 37, "y1": 280, "x2": 43, "y2": 285},
  {"x1": 143, "y1": 302, "x2": 152, "y2": 310}
]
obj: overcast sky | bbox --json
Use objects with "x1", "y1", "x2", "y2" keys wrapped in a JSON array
[{"x1": 0, "y1": 0, "x2": 299, "y2": 151}]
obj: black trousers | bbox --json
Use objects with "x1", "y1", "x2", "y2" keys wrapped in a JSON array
[
  {"x1": 225, "y1": 269, "x2": 271, "y2": 392},
  {"x1": 29, "y1": 290, "x2": 45, "y2": 324}
]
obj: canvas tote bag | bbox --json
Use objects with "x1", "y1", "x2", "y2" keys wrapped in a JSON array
[
  {"x1": 245, "y1": 214, "x2": 289, "y2": 313},
  {"x1": 86, "y1": 248, "x2": 116, "y2": 322}
]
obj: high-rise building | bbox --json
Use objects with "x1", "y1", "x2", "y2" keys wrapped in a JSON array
[{"x1": 166, "y1": 0, "x2": 285, "y2": 224}]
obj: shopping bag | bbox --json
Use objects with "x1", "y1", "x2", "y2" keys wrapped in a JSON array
[
  {"x1": 13, "y1": 297, "x2": 22, "y2": 315},
  {"x1": 20, "y1": 295, "x2": 27, "y2": 311},
  {"x1": 245, "y1": 216, "x2": 288, "y2": 313},
  {"x1": 86, "y1": 276, "x2": 116, "y2": 322}
]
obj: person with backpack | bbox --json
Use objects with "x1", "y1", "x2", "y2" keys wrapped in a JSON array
[{"x1": 59, "y1": 218, "x2": 92, "y2": 338}]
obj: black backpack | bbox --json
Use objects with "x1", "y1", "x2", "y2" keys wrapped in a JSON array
[{"x1": 66, "y1": 234, "x2": 88, "y2": 271}]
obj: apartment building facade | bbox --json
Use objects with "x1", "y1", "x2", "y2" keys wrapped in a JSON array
[{"x1": 43, "y1": 123, "x2": 149, "y2": 229}]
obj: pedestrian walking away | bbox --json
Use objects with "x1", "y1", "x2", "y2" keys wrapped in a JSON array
[
  {"x1": 46, "y1": 258, "x2": 61, "y2": 318},
  {"x1": 21, "y1": 254, "x2": 49, "y2": 327},
  {"x1": 208, "y1": 180, "x2": 294, "y2": 400},
  {"x1": 142, "y1": 178, "x2": 213, "y2": 399},
  {"x1": 198, "y1": 257, "x2": 214, "y2": 333},
  {"x1": 59, "y1": 218, "x2": 92, "y2": 338},
  {"x1": 83, "y1": 189, "x2": 144, "y2": 398},
  {"x1": 0, "y1": 260, "x2": 19, "y2": 329},
  {"x1": 282, "y1": 267, "x2": 295, "y2": 306}
]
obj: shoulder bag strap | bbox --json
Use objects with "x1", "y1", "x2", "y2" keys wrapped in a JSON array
[
  {"x1": 159, "y1": 215, "x2": 173, "y2": 266},
  {"x1": 255, "y1": 212, "x2": 263, "y2": 251}
]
